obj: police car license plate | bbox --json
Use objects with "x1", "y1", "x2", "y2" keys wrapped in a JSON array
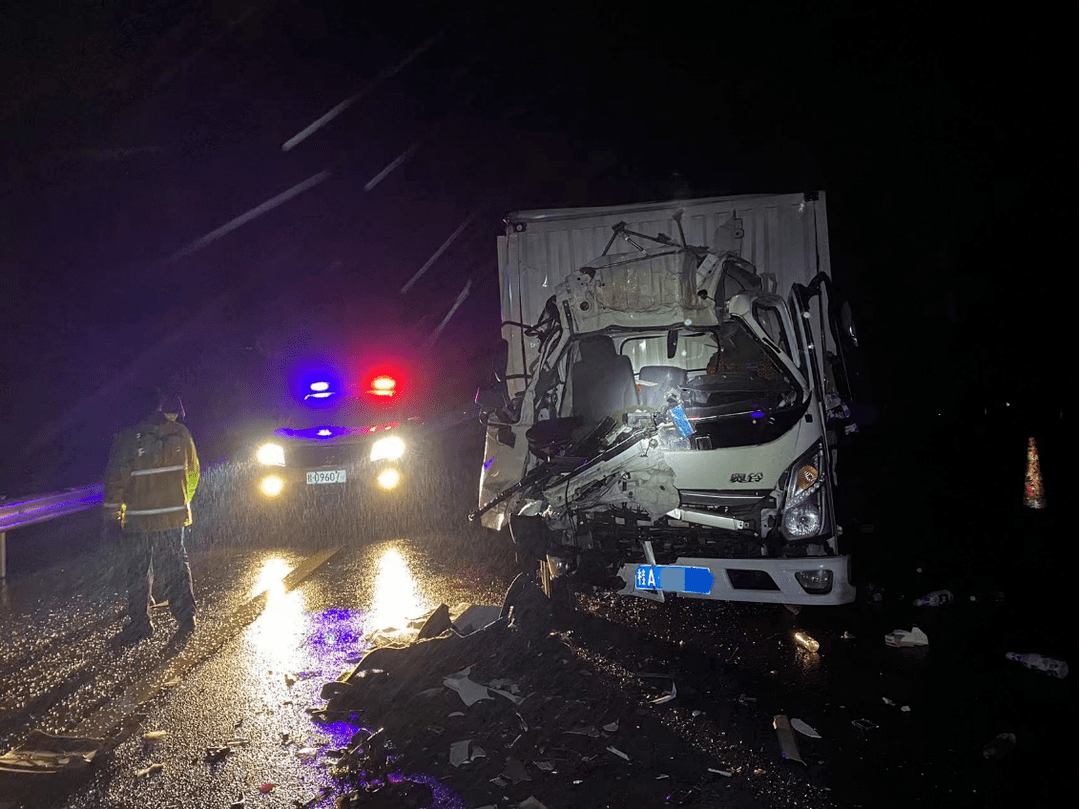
[{"x1": 307, "y1": 470, "x2": 347, "y2": 485}]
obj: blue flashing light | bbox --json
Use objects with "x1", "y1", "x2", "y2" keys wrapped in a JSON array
[
  {"x1": 275, "y1": 425, "x2": 358, "y2": 441},
  {"x1": 751, "y1": 410, "x2": 765, "y2": 419},
  {"x1": 310, "y1": 381, "x2": 330, "y2": 392}
]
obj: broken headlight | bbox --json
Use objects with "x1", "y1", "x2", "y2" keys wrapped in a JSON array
[{"x1": 781, "y1": 441, "x2": 828, "y2": 540}]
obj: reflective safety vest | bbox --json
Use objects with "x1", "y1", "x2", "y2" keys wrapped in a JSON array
[{"x1": 104, "y1": 413, "x2": 200, "y2": 533}]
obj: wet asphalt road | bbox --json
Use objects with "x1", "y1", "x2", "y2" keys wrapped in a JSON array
[{"x1": 0, "y1": 414, "x2": 1072, "y2": 809}]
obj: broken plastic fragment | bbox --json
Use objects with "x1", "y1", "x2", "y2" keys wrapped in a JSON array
[
  {"x1": 135, "y1": 762, "x2": 164, "y2": 778},
  {"x1": 142, "y1": 731, "x2": 168, "y2": 741},
  {"x1": 517, "y1": 798, "x2": 549, "y2": 809},
  {"x1": 501, "y1": 757, "x2": 532, "y2": 784},
  {"x1": 448, "y1": 711, "x2": 465, "y2": 718},
  {"x1": 790, "y1": 718, "x2": 821, "y2": 739},
  {"x1": 772, "y1": 715, "x2": 805, "y2": 764},
  {"x1": 1005, "y1": 652, "x2": 1069, "y2": 678},
  {"x1": 566, "y1": 726, "x2": 600, "y2": 738},
  {"x1": 882, "y1": 697, "x2": 895, "y2": 706},
  {"x1": 900, "y1": 705, "x2": 911, "y2": 713},
  {"x1": 163, "y1": 678, "x2": 181, "y2": 687},
  {"x1": 603, "y1": 721, "x2": 619, "y2": 732},
  {"x1": 443, "y1": 672, "x2": 493, "y2": 706},
  {"x1": 259, "y1": 783, "x2": 276, "y2": 793},
  {"x1": 295, "y1": 747, "x2": 319, "y2": 759},
  {"x1": 851, "y1": 718, "x2": 879, "y2": 732},
  {"x1": 707, "y1": 768, "x2": 733, "y2": 777},
  {"x1": 651, "y1": 682, "x2": 678, "y2": 705},
  {"x1": 884, "y1": 626, "x2": 929, "y2": 647},
  {"x1": 535, "y1": 761, "x2": 555, "y2": 771},
  {"x1": 449, "y1": 740, "x2": 471, "y2": 768},
  {"x1": 606, "y1": 746, "x2": 631, "y2": 761}
]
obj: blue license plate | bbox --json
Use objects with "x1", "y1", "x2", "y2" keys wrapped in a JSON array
[{"x1": 634, "y1": 565, "x2": 714, "y2": 595}]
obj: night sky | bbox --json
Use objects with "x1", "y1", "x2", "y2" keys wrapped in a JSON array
[{"x1": 0, "y1": 1, "x2": 1068, "y2": 496}]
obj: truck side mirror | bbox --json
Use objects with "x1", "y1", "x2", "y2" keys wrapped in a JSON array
[{"x1": 475, "y1": 383, "x2": 510, "y2": 412}]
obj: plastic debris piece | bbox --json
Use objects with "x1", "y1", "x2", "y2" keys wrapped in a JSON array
[
  {"x1": 454, "y1": 604, "x2": 503, "y2": 635},
  {"x1": 840, "y1": 631, "x2": 856, "y2": 640},
  {"x1": 229, "y1": 797, "x2": 245, "y2": 809},
  {"x1": 135, "y1": 762, "x2": 164, "y2": 778},
  {"x1": 794, "y1": 631, "x2": 820, "y2": 652},
  {"x1": 566, "y1": 726, "x2": 600, "y2": 738},
  {"x1": 517, "y1": 798, "x2": 549, "y2": 809},
  {"x1": 284, "y1": 673, "x2": 298, "y2": 687},
  {"x1": 606, "y1": 746, "x2": 631, "y2": 761},
  {"x1": 1005, "y1": 652, "x2": 1069, "y2": 679},
  {"x1": 913, "y1": 589, "x2": 953, "y2": 607},
  {"x1": 707, "y1": 768, "x2": 733, "y2": 777},
  {"x1": 449, "y1": 740, "x2": 471, "y2": 768},
  {"x1": 882, "y1": 697, "x2": 895, "y2": 706},
  {"x1": 142, "y1": 731, "x2": 168, "y2": 741},
  {"x1": 490, "y1": 776, "x2": 508, "y2": 787},
  {"x1": 535, "y1": 761, "x2": 555, "y2": 771},
  {"x1": 691, "y1": 711, "x2": 702, "y2": 718},
  {"x1": 490, "y1": 686, "x2": 525, "y2": 705},
  {"x1": 851, "y1": 718, "x2": 879, "y2": 732},
  {"x1": 790, "y1": 718, "x2": 821, "y2": 739},
  {"x1": 515, "y1": 713, "x2": 529, "y2": 731},
  {"x1": 651, "y1": 681, "x2": 678, "y2": 705},
  {"x1": 901, "y1": 705, "x2": 911, "y2": 713},
  {"x1": 448, "y1": 711, "x2": 464, "y2": 717},
  {"x1": 603, "y1": 721, "x2": 619, "y2": 732},
  {"x1": 656, "y1": 773, "x2": 669, "y2": 779},
  {"x1": 417, "y1": 604, "x2": 453, "y2": 639},
  {"x1": 501, "y1": 757, "x2": 532, "y2": 784},
  {"x1": 295, "y1": 747, "x2": 319, "y2": 760},
  {"x1": 204, "y1": 747, "x2": 232, "y2": 763},
  {"x1": 163, "y1": 678, "x2": 181, "y2": 687},
  {"x1": 259, "y1": 783, "x2": 276, "y2": 793},
  {"x1": 884, "y1": 626, "x2": 929, "y2": 647},
  {"x1": 737, "y1": 694, "x2": 757, "y2": 705},
  {"x1": 443, "y1": 672, "x2": 493, "y2": 706},
  {"x1": 666, "y1": 787, "x2": 700, "y2": 805},
  {"x1": 772, "y1": 715, "x2": 805, "y2": 764},
  {"x1": 982, "y1": 732, "x2": 1016, "y2": 761}
]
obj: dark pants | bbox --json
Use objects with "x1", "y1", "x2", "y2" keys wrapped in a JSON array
[{"x1": 125, "y1": 527, "x2": 196, "y2": 630}]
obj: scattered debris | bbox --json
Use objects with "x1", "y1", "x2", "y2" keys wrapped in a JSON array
[
  {"x1": 443, "y1": 669, "x2": 494, "y2": 706},
  {"x1": 295, "y1": 747, "x2": 319, "y2": 760},
  {"x1": 204, "y1": 746, "x2": 233, "y2": 763},
  {"x1": 651, "y1": 681, "x2": 678, "y2": 705},
  {"x1": 913, "y1": 589, "x2": 953, "y2": 607},
  {"x1": 135, "y1": 762, "x2": 165, "y2": 778},
  {"x1": 882, "y1": 697, "x2": 896, "y2": 706},
  {"x1": 852, "y1": 718, "x2": 879, "y2": 732},
  {"x1": 284, "y1": 673, "x2": 298, "y2": 688},
  {"x1": 606, "y1": 746, "x2": 631, "y2": 761},
  {"x1": 840, "y1": 631, "x2": 856, "y2": 640},
  {"x1": 454, "y1": 604, "x2": 504, "y2": 635},
  {"x1": 655, "y1": 773, "x2": 669, "y2": 779},
  {"x1": 737, "y1": 694, "x2": 757, "y2": 705},
  {"x1": 603, "y1": 721, "x2": 619, "y2": 732},
  {"x1": 501, "y1": 757, "x2": 532, "y2": 784},
  {"x1": 417, "y1": 604, "x2": 453, "y2": 639},
  {"x1": 708, "y1": 768, "x2": 734, "y2": 777},
  {"x1": 884, "y1": 627, "x2": 929, "y2": 647},
  {"x1": 142, "y1": 731, "x2": 168, "y2": 742},
  {"x1": 1005, "y1": 652, "x2": 1069, "y2": 678},
  {"x1": 228, "y1": 797, "x2": 245, "y2": 809},
  {"x1": 162, "y1": 678, "x2": 181, "y2": 687},
  {"x1": 566, "y1": 726, "x2": 601, "y2": 738},
  {"x1": 449, "y1": 739, "x2": 487, "y2": 767},
  {"x1": 982, "y1": 732, "x2": 1016, "y2": 761},
  {"x1": 517, "y1": 798, "x2": 549, "y2": 809},
  {"x1": 534, "y1": 760, "x2": 555, "y2": 771},
  {"x1": 900, "y1": 706, "x2": 911, "y2": 713},
  {"x1": 790, "y1": 718, "x2": 821, "y2": 739},
  {"x1": 259, "y1": 783, "x2": 277, "y2": 793},
  {"x1": 794, "y1": 631, "x2": 820, "y2": 653},
  {"x1": 773, "y1": 715, "x2": 805, "y2": 764},
  {"x1": 666, "y1": 787, "x2": 700, "y2": 805},
  {"x1": 969, "y1": 591, "x2": 1005, "y2": 604}
]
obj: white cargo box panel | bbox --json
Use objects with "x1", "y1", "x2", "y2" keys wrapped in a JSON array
[{"x1": 497, "y1": 191, "x2": 833, "y2": 398}]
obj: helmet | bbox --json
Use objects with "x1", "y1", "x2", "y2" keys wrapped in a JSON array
[{"x1": 159, "y1": 391, "x2": 186, "y2": 421}]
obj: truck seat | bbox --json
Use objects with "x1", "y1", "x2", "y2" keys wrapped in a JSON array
[
  {"x1": 637, "y1": 365, "x2": 688, "y2": 407},
  {"x1": 571, "y1": 336, "x2": 638, "y2": 427}
]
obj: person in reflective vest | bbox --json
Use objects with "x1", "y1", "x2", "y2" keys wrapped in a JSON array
[{"x1": 104, "y1": 387, "x2": 200, "y2": 643}]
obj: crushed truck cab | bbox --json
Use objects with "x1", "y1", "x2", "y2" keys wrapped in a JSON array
[{"x1": 473, "y1": 192, "x2": 858, "y2": 605}]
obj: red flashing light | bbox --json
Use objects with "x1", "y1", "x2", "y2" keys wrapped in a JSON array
[{"x1": 369, "y1": 375, "x2": 397, "y2": 397}]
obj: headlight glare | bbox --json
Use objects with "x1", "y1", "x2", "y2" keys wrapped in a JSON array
[
  {"x1": 259, "y1": 475, "x2": 284, "y2": 497},
  {"x1": 370, "y1": 435, "x2": 405, "y2": 462},
  {"x1": 376, "y1": 468, "x2": 401, "y2": 490},
  {"x1": 256, "y1": 443, "x2": 285, "y2": 466}
]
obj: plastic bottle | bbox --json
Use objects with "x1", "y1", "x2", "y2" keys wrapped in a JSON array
[
  {"x1": 1005, "y1": 652, "x2": 1069, "y2": 679},
  {"x1": 982, "y1": 732, "x2": 1016, "y2": 761},
  {"x1": 913, "y1": 589, "x2": 953, "y2": 607},
  {"x1": 793, "y1": 631, "x2": 820, "y2": 652}
]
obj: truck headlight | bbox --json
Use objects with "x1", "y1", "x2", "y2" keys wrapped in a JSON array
[
  {"x1": 370, "y1": 435, "x2": 405, "y2": 462},
  {"x1": 259, "y1": 475, "x2": 284, "y2": 497},
  {"x1": 257, "y1": 443, "x2": 285, "y2": 466},
  {"x1": 781, "y1": 442, "x2": 828, "y2": 540}
]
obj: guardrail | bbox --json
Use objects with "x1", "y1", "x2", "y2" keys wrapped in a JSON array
[{"x1": 0, "y1": 484, "x2": 103, "y2": 579}]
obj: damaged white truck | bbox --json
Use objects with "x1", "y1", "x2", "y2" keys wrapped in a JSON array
[{"x1": 472, "y1": 191, "x2": 858, "y2": 606}]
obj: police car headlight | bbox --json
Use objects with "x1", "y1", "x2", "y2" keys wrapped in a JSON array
[
  {"x1": 259, "y1": 475, "x2": 284, "y2": 497},
  {"x1": 256, "y1": 443, "x2": 285, "y2": 466},
  {"x1": 370, "y1": 435, "x2": 405, "y2": 462}
]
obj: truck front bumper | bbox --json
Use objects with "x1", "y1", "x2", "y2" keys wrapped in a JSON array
[{"x1": 615, "y1": 554, "x2": 855, "y2": 605}]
